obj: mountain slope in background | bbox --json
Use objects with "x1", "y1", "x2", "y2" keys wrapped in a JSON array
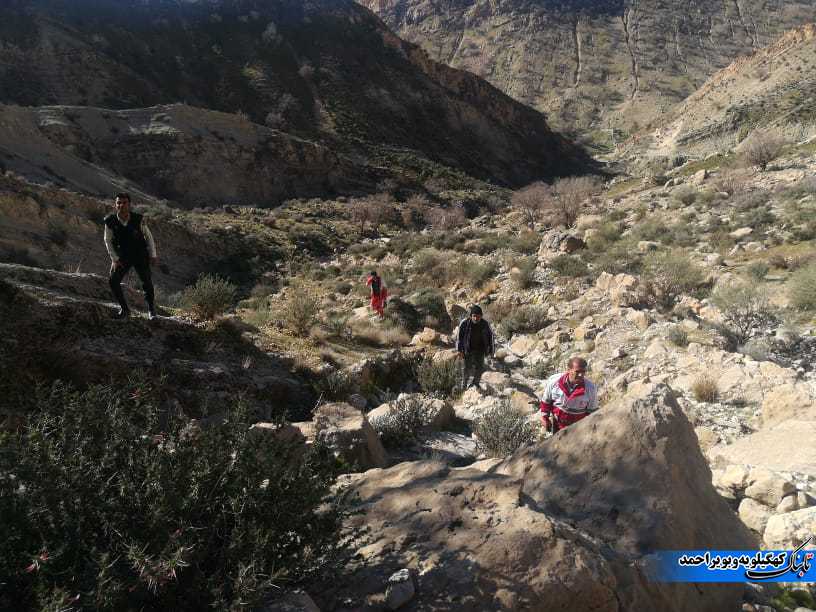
[
  {"x1": 648, "y1": 23, "x2": 816, "y2": 156},
  {"x1": 0, "y1": 0, "x2": 588, "y2": 206},
  {"x1": 360, "y1": 0, "x2": 816, "y2": 147}
]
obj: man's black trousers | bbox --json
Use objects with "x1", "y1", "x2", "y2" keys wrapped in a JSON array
[
  {"x1": 110, "y1": 259, "x2": 154, "y2": 311},
  {"x1": 462, "y1": 351, "x2": 486, "y2": 389}
]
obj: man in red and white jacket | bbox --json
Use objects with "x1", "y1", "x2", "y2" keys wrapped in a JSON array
[{"x1": 540, "y1": 357, "x2": 598, "y2": 433}]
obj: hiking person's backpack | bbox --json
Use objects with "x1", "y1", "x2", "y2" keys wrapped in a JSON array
[{"x1": 370, "y1": 275, "x2": 381, "y2": 296}]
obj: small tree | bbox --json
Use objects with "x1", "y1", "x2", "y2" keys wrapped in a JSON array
[
  {"x1": 740, "y1": 129, "x2": 787, "y2": 171},
  {"x1": 711, "y1": 282, "x2": 777, "y2": 345},
  {"x1": 549, "y1": 176, "x2": 602, "y2": 227},
  {"x1": 512, "y1": 182, "x2": 552, "y2": 229},
  {"x1": 349, "y1": 194, "x2": 393, "y2": 234}
]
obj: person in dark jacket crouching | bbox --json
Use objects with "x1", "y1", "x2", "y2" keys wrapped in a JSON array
[
  {"x1": 104, "y1": 193, "x2": 159, "y2": 320},
  {"x1": 456, "y1": 304, "x2": 495, "y2": 389}
]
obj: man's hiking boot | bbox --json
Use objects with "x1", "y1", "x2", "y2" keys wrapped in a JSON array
[
  {"x1": 113, "y1": 307, "x2": 130, "y2": 320},
  {"x1": 148, "y1": 307, "x2": 158, "y2": 321}
]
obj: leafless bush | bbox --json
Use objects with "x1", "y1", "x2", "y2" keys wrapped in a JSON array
[
  {"x1": 426, "y1": 205, "x2": 467, "y2": 230},
  {"x1": 739, "y1": 129, "x2": 787, "y2": 171},
  {"x1": 349, "y1": 193, "x2": 395, "y2": 233},
  {"x1": 512, "y1": 181, "x2": 552, "y2": 228},
  {"x1": 711, "y1": 282, "x2": 778, "y2": 345},
  {"x1": 549, "y1": 176, "x2": 603, "y2": 227},
  {"x1": 402, "y1": 194, "x2": 430, "y2": 228}
]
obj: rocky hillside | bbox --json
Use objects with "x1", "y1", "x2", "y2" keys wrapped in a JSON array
[
  {"x1": 361, "y1": 0, "x2": 816, "y2": 146},
  {"x1": 639, "y1": 23, "x2": 816, "y2": 159},
  {"x1": 0, "y1": 0, "x2": 588, "y2": 206}
]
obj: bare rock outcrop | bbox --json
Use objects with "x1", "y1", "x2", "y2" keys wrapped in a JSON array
[{"x1": 314, "y1": 384, "x2": 755, "y2": 611}]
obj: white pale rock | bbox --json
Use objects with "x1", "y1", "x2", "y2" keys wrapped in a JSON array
[
  {"x1": 386, "y1": 569, "x2": 415, "y2": 610},
  {"x1": 763, "y1": 507, "x2": 816, "y2": 549},
  {"x1": 776, "y1": 492, "x2": 816, "y2": 514},
  {"x1": 730, "y1": 227, "x2": 753, "y2": 239},
  {"x1": 739, "y1": 498, "x2": 773, "y2": 534},
  {"x1": 744, "y1": 468, "x2": 796, "y2": 507}
]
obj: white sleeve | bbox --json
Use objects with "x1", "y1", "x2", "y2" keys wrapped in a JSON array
[
  {"x1": 588, "y1": 383, "x2": 599, "y2": 412},
  {"x1": 104, "y1": 224, "x2": 119, "y2": 262},
  {"x1": 543, "y1": 376, "x2": 556, "y2": 405},
  {"x1": 143, "y1": 222, "x2": 157, "y2": 258}
]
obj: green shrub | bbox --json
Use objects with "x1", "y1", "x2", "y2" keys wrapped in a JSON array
[
  {"x1": 588, "y1": 239, "x2": 642, "y2": 275},
  {"x1": 408, "y1": 288, "x2": 450, "y2": 330},
  {"x1": 511, "y1": 257, "x2": 538, "y2": 289},
  {"x1": 0, "y1": 377, "x2": 343, "y2": 612},
  {"x1": 370, "y1": 395, "x2": 438, "y2": 447},
  {"x1": 497, "y1": 305, "x2": 551, "y2": 338},
  {"x1": 673, "y1": 185, "x2": 698, "y2": 206},
  {"x1": 462, "y1": 257, "x2": 498, "y2": 289},
  {"x1": 789, "y1": 263, "x2": 816, "y2": 311},
  {"x1": 710, "y1": 282, "x2": 777, "y2": 345},
  {"x1": 692, "y1": 374, "x2": 719, "y2": 403},
  {"x1": 667, "y1": 326, "x2": 689, "y2": 347},
  {"x1": 281, "y1": 287, "x2": 319, "y2": 336},
  {"x1": 549, "y1": 254, "x2": 588, "y2": 277},
  {"x1": 642, "y1": 251, "x2": 707, "y2": 310},
  {"x1": 181, "y1": 274, "x2": 237, "y2": 320},
  {"x1": 324, "y1": 313, "x2": 351, "y2": 339},
  {"x1": 511, "y1": 230, "x2": 541, "y2": 255},
  {"x1": 314, "y1": 369, "x2": 354, "y2": 400},
  {"x1": 415, "y1": 356, "x2": 459, "y2": 397},
  {"x1": 745, "y1": 260, "x2": 770, "y2": 281},
  {"x1": 473, "y1": 401, "x2": 538, "y2": 457}
]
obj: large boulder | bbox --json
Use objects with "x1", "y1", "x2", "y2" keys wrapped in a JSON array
[
  {"x1": 312, "y1": 384, "x2": 755, "y2": 611},
  {"x1": 595, "y1": 272, "x2": 642, "y2": 307},
  {"x1": 708, "y1": 420, "x2": 816, "y2": 476},
  {"x1": 301, "y1": 402, "x2": 388, "y2": 471},
  {"x1": 763, "y1": 507, "x2": 816, "y2": 549}
]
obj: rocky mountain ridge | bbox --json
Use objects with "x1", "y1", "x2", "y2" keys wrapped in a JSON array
[
  {"x1": 361, "y1": 0, "x2": 816, "y2": 146},
  {"x1": 0, "y1": 0, "x2": 588, "y2": 206}
]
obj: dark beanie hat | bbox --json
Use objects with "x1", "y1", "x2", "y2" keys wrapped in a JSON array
[{"x1": 470, "y1": 304, "x2": 483, "y2": 315}]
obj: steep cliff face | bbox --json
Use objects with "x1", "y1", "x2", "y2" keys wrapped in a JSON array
[
  {"x1": 0, "y1": 0, "x2": 588, "y2": 203},
  {"x1": 361, "y1": 0, "x2": 816, "y2": 144}
]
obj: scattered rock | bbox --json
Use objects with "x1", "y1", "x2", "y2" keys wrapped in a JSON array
[
  {"x1": 302, "y1": 402, "x2": 388, "y2": 471},
  {"x1": 385, "y1": 569, "x2": 415, "y2": 610},
  {"x1": 690, "y1": 169, "x2": 709, "y2": 185},
  {"x1": 263, "y1": 590, "x2": 321, "y2": 612},
  {"x1": 730, "y1": 227, "x2": 754, "y2": 239}
]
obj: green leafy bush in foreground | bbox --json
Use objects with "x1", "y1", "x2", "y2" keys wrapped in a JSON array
[
  {"x1": 0, "y1": 376, "x2": 343, "y2": 611},
  {"x1": 181, "y1": 273, "x2": 237, "y2": 320}
]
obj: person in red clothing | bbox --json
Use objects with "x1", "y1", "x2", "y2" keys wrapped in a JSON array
[
  {"x1": 366, "y1": 270, "x2": 388, "y2": 319},
  {"x1": 539, "y1": 357, "x2": 598, "y2": 433}
]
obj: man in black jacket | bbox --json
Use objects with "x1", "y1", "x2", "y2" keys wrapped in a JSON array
[
  {"x1": 456, "y1": 304, "x2": 495, "y2": 389},
  {"x1": 103, "y1": 193, "x2": 158, "y2": 320}
]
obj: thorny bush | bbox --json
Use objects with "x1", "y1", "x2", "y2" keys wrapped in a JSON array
[{"x1": 0, "y1": 375, "x2": 345, "y2": 611}]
